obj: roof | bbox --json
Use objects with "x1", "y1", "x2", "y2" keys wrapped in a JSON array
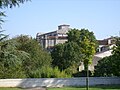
[
  {"x1": 58, "y1": 24, "x2": 70, "y2": 27},
  {"x1": 98, "y1": 40, "x2": 108, "y2": 45}
]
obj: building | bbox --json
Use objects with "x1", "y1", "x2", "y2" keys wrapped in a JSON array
[
  {"x1": 37, "y1": 24, "x2": 116, "y2": 71},
  {"x1": 97, "y1": 37, "x2": 116, "y2": 52},
  {"x1": 36, "y1": 24, "x2": 70, "y2": 50}
]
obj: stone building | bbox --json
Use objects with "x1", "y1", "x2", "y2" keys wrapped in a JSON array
[
  {"x1": 37, "y1": 25, "x2": 115, "y2": 71},
  {"x1": 36, "y1": 24, "x2": 70, "y2": 50}
]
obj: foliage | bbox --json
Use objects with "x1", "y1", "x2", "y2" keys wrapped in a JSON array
[
  {"x1": 67, "y1": 28, "x2": 97, "y2": 45},
  {"x1": 51, "y1": 28, "x2": 97, "y2": 75},
  {"x1": 73, "y1": 70, "x2": 92, "y2": 77},
  {"x1": 30, "y1": 66, "x2": 71, "y2": 78},
  {"x1": 68, "y1": 29, "x2": 97, "y2": 70},
  {"x1": 0, "y1": 0, "x2": 30, "y2": 8},
  {"x1": 67, "y1": 28, "x2": 81, "y2": 42},
  {"x1": 95, "y1": 55, "x2": 120, "y2": 77},
  {"x1": 12, "y1": 35, "x2": 53, "y2": 78},
  {"x1": 0, "y1": 30, "x2": 8, "y2": 42},
  {"x1": 94, "y1": 56, "x2": 113, "y2": 77},
  {"x1": 0, "y1": 12, "x2": 6, "y2": 28},
  {"x1": 0, "y1": 34, "x2": 29, "y2": 78},
  {"x1": 52, "y1": 42, "x2": 81, "y2": 71},
  {"x1": 94, "y1": 37, "x2": 120, "y2": 76},
  {"x1": 64, "y1": 64, "x2": 78, "y2": 75},
  {"x1": 112, "y1": 37, "x2": 120, "y2": 55},
  {"x1": 0, "y1": 34, "x2": 57, "y2": 78}
]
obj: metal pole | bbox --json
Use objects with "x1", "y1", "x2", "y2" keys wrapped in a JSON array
[{"x1": 86, "y1": 66, "x2": 89, "y2": 90}]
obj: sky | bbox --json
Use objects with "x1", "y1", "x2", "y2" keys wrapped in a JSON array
[{"x1": 2, "y1": 0, "x2": 120, "y2": 40}]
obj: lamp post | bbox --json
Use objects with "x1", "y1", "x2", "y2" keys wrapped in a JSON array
[
  {"x1": 86, "y1": 65, "x2": 89, "y2": 90},
  {"x1": 80, "y1": 55, "x2": 89, "y2": 90},
  {"x1": 80, "y1": 61, "x2": 89, "y2": 90}
]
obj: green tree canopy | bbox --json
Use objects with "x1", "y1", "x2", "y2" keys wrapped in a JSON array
[
  {"x1": 12, "y1": 35, "x2": 52, "y2": 78},
  {"x1": 51, "y1": 28, "x2": 97, "y2": 74},
  {"x1": 0, "y1": 34, "x2": 69, "y2": 78},
  {"x1": 0, "y1": 32, "x2": 30, "y2": 78},
  {"x1": 52, "y1": 42, "x2": 81, "y2": 71},
  {"x1": 68, "y1": 29, "x2": 97, "y2": 71}
]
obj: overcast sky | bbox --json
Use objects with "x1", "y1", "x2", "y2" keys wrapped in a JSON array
[{"x1": 2, "y1": 0, "x2": 120, "y2": 39}]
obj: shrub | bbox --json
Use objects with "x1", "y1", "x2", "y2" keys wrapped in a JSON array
[
  {"x1": 29, "y1": 66, "x2": 71, "y2": 78},
  {"x1": 73, "y1": 70, "x2": 92, "y2": 77}
]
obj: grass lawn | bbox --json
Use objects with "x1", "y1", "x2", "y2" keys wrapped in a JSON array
[
  {"x1": 0, "y1": 85, "x2": 120, "y2": 90},
  {"x1": 48, "y1": 85, "x2": 120, "y2": 90},
  {"x1": 0, "y1": 87, "x2": 22, "y2": 90}
]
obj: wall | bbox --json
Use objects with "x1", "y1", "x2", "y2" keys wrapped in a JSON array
[{"x1": 0, "y1": 77, "x2": 120, "y2": 88}]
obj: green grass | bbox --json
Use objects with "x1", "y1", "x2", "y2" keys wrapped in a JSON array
[
  {"x1": 0, "y1": 87, "x2": 22, "y2": 90},
  {"x1": 0, "y1": 85, "x2": 120, "y2": 90},
  {"x1": 48, "y1": 85, "x2": 120, "y2": 90}
]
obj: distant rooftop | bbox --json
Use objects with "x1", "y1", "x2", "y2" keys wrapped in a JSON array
[{"x1": 58, "y1": 24, "x2": 70, "y2": 30}]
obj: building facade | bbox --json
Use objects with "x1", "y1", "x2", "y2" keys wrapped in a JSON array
[{"x1": 36, "y1": 24, "x2": 70, "y2": 50}]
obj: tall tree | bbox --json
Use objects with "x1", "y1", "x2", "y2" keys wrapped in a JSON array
[
  {"x1": 0, "y1": 0, "x2": 31, "y2": 78},
  {"x1": 68, "y1": 29, "x2": 97, "y2": 70},
  {"x1": 51, "y1": 28, "x2": 97, "y2": 74},
  {"x1": 52, "y1": 42, "x2": 81, "y2": 72},
  {"x1": 0, "y1": 35, "x2": 30, "y2": 78},
  {"x1": 68, "y1": 29, "x2": 97, "y2": 90},
  {"x1": 13, "y1": 35, "x2": 52, "y2": 78}
]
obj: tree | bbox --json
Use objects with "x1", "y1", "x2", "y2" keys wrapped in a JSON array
[
  {"x1": 0, "y1": 30, "x2": 8, "y2": 42},
  {"x1": 112, "y1": 37, "x2": 120, "y2": 76},
  {"x1": 0, "y1": 33, "x2": 30, "y2": 78},
  {"x1": 68, "y1": 29, "x2": 97, "y2": 71},
  {"x1": 51, "y1": 28, "x2": 97, "y2": 90},
  {"x1": 94, "y1": 56, "x2": 113, "y2": 76},
  {"x1": 94, "y1": 37, "x2": 120, "y2": 76},
  {"x1": 12, "y1": 35, "x2": 53, "y2": 78},
  {"x1": 0, "y1": 0, "x2": 29, "y2": 8},
  {"x1": 68, "y1": 29, "x2": 97, "y2": 90},
  {"x1": 112, "y1": 37, "x2": 120, "y2": 56},
  {"x1": 94, "y1": 54, "x2": 120, "y2": 77},
  {"x1": 51, "y1": 28, "x2": 97, "y2": 74},
  {"x1": 51, "y1": 43, "x2": 65, "y2": 70},
  {"x1": 52, "y1": 42, "x2": 81, "y2": 72},
  {"x1": 0, "y1": 34, "x2": 69, "y2": 78}
]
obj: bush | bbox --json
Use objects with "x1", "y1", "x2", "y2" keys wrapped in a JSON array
[
  {"x1": 29, "y1": 66, "x2": 71, "y2": 78},
  {"x1": 73, "y1": 70, "x2": 92, "y2": 77},
  {"x1": 64, "y1": 65, "x2": 78, "y2": 75}
]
